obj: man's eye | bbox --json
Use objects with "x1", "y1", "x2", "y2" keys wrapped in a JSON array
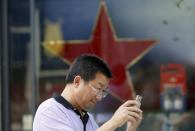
[{"x1": 102, "y1": 90, "x2": 107, "y2": 93}]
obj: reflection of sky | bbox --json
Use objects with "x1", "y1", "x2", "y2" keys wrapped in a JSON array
[
  {"x1": 106, "y1": 0, "x2": 195, "y2": 64},
  {"x1": 40, "y1": 0, "x2": 195, "y2": 64}
]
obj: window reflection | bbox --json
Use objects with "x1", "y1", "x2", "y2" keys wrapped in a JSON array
[{"x1": 5, "y1": 0, "x2": 195, "y2": 131}]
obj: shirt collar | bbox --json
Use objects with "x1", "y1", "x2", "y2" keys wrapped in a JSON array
[
  {"x1": 53, "y1": 93, "x2": 89, "y2": 130},
  {"x1": 52, "y1": 93, "x2": 88, "y2": 116}
]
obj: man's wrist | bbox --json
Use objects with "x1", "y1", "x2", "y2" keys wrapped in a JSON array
[
  {"x1": 126, "y1": 122, "x2": 137, "y2": 131},
  {"x1": 97, "y1": 119, "x2": 118, "y2": 131}
]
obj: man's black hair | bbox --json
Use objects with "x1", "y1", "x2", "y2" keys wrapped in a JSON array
[{"x1": 65, "y1": 54, "x2": 113, "y2": 84}]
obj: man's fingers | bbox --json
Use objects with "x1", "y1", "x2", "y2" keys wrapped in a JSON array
[
  {"x1": 127, "y1": 112, "x2": 140, "y2": 119},
  {"x1": 122, "y1": 100, "x2": 137, "y2": 107},
  {"x1": 127, "y1": 111, "x2": 142, "y2": 123},
  {"x1": 126, "y1": 115, "x2": 137, "y2": 123},
  {"x1": 124, "y1": 106, "x2": 143, "y2": 122},
  {"x1": 125, "y1": 106, "x2": 142, "y2": 114}
]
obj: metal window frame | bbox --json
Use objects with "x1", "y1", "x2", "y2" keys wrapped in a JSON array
[
  {"x1": 1, "y1": 0, "x2": 10, "y2": 130},
  {"x1": 0, "y1": 0, "x2": 3, "y2": 129},
  {"x1": 30, "y1": 0, "x2": 37, "y2": 118}
]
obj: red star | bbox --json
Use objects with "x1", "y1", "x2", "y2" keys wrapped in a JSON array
[{"x1": 44, "y1": 2, "x2": 158, "y2": 101}]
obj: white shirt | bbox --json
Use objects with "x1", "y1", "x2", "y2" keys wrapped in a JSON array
[{"x1": 33, "y1": 94, "x2": 99, "y2": 131}]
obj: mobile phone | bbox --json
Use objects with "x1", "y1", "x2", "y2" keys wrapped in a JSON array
[{"x1": 135, "y1": 95, "x2": 142, "y2": 108}]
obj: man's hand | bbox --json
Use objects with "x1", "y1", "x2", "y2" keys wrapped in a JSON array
[
  {"x1": 97, "y1": 100, "x2": 142, "y2": 131},
  {"x1": 126, "y1": 112, "x2": 142, "y2": 131},
  {"x1": 110, "y1": 100, "x2": 142, "y2": 128}
]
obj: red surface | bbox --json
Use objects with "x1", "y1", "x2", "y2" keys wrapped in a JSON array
[{"x1": 160, "y1": 63, "x2": 186, "y2": 94}]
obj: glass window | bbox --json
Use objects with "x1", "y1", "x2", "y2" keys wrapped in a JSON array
[
  {"x1": 5, "y1": 0, "x2": 195, "y2": 131},
  {"x1": 8, "y1": 0, "x2": 32, "y2": 130}
]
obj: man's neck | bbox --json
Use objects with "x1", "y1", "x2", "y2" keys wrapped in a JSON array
[{"x1": 61, "y1": 85, "x2": 82, "y2": 112}]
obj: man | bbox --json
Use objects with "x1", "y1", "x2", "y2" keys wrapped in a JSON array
[{"x1": 33, "y1": 54, "x2": 142, "y2": 131}]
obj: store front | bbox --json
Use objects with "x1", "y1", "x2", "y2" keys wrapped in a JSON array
[{"x1": 1, "y1": 0, "x2": 195, "y2": 131}]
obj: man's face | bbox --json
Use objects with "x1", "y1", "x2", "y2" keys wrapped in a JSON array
[{"x1": 75, "y1": 72, "x2": 110, "y2": 109}]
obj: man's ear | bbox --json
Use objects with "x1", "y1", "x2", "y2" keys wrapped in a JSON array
[{"x1": 73, "y1": 76, "x2": 82, "y2": 88}]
